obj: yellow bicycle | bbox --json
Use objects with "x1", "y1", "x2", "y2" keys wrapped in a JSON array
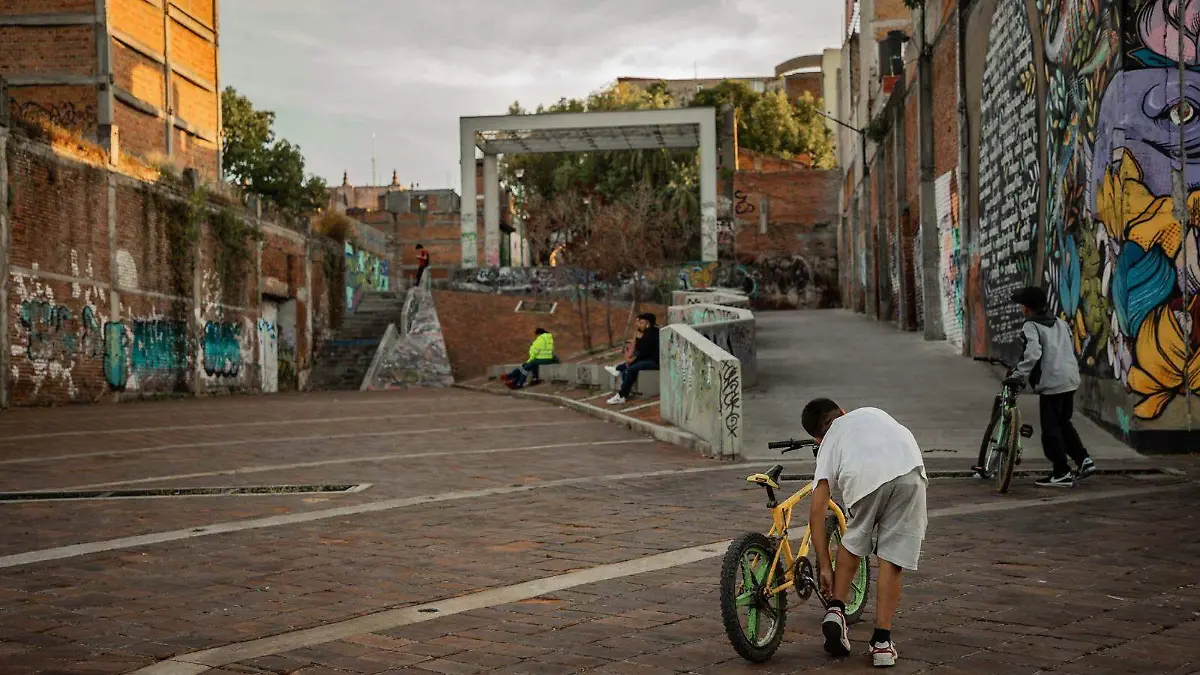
[{"x1": 720, "y1": 439, "x2": 871, "y2": 663}]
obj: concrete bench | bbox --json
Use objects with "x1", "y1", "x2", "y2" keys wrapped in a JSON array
[{"x1": 489, "y1": 361, "x2": 659, "y2": 396}]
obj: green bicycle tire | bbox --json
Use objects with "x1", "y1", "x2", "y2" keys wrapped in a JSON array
[
  {"x1": 995, "y1": 407, "x2": 1021, "y2": 494},
  {"x1": 823, "y1": 513, "x2": 870, "y2": 623},
  {"x1": 720, "y1": 532, "x2": 788, "y2": 663}
]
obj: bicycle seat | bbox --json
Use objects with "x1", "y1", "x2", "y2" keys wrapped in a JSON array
[{"x1": 746, "y1": 464, "x2": 785, "y2": 489}]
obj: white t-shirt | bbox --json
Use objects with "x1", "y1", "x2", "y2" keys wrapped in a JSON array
[{"x1": 813, "y1": 407, "x2": 927, "y2": 508}]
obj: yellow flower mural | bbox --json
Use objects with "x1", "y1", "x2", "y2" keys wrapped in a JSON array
[
  {"x1": 1127, "y1": 303, "x2": 1200, "y2": 420},
  {"x1": 1095, "y1": 150, "x2": 1183, "y2": 255}
]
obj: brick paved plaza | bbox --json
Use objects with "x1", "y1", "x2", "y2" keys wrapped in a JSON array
[{"x1": 0, "y1": 390, "x2": 1197, "y2": 675}]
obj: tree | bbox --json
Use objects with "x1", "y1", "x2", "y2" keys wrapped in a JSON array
[
  {"x1": 691, "y1": 81, "x2": 835, "y2": 168},
  {"x1": 221, "y1": 87, "x2": 328, "y2": 213}
]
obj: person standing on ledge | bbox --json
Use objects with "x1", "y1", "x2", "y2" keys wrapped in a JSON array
[{"x1": 415, "y1": 244, "x2": 430, "y2": 286}]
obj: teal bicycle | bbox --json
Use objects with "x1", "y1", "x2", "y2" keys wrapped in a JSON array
[{"x1": 972, "y1": 357, "x2": 1034, "y2": 493}]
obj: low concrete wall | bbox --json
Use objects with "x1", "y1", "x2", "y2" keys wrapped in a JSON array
[
  {"x1": 667, "y1": 303, "x2": 757, "y2": 388},
  {"x1": 660, "y1": 324, "x2": 743, "y2": 459},
  {"x1": 363, "y1": 286, "x2": 455, "y2": 390},
  {"x1": 671, "y1": 288, "x2": 751, "y2": 308}
]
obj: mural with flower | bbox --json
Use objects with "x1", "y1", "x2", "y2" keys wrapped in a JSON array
[{"x1": 966, "y1": 0, "x2": 1199, "y2": 431}]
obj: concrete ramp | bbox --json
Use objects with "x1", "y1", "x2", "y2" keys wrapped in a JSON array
[{"x1": 363, "y1": 287, "x2": 454, "y2": 390}]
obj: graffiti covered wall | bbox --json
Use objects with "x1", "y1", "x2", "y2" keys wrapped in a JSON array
[
  {"x1": 2, "y1": 133, "x2": 336, "y2": 406},
  {"x1": 962, "y1": 0, "x2": 1198, "y2": 443},
  {"x1": 345, "y1": 242, "x2": 390, "y2": 313}
]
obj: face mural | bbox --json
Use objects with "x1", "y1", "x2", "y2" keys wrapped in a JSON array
[{"x1": 973, "y1": 0, "x2": 1200, "y2": 424}]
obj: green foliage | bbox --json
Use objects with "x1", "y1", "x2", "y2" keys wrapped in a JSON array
[
  {"x1": 865, "y1": 114, "x2": 892, "y2": 144},
  {"x1": 505, "y1": 82, "x2": 703, "y2": 245},
  {"x1": 690, "y1": 81, "x2": 835, "y2": 168},
  {"x1": 210, "y1": 207, "x2": 263, "y2": 305},
  {"x1": 221, "y1": 87, "x2": 328, "y2": 214},
  {"x1": 159, "y1": 188, "x2": 205, "y2": 300}
]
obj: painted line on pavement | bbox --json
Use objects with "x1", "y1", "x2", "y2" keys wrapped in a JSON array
[
  {"x1": 0, "y1": 462, "x2": 1189, "y2": 573},
  {"x1": 0, "y1": 394, "x2": 483, "y2": 429},
  {"x1": 0, "y1": 415, "x2": 587, "y2": 467},
  {"x1": 125, "y1": 479, "x2": 1199, "y2": 675},
  {"x1": 0, "y1": 406, "x2": 552, "y2": 444},
  {"x1": 57, "y1": 439, "x2": 656, "y2": 491}
]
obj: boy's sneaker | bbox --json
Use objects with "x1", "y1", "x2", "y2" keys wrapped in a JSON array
[
  {"x1": 1034, "y1": 472, "x2": 1074, "y2": 488},
  {"x1": 870, "y1": 641, "x2": 898, "y2": 667},
  {"x1": 821, "y1": 607, "x2": 851, "y2": 657},
  {"x1": 606, "y1": 394, "x2": 627, "y2": 405},
  {"x1": 1075, "y1": 457, "x2": 1096, "y2": 479},
  {"x1": 604, "y1": 365, "x2": 620, "y2": 378}
]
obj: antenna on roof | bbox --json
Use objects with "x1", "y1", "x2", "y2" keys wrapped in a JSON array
[{"x1": 371, "y1": 133, "x2": 377, "y2": 187}]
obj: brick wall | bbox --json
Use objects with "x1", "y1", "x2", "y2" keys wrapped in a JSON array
[
  {"x1": 729, "y1": 167, "x2": 840, "y2": 308},
  {"x1": 434, "y1": 290, "x2": 666, "y2": 380},
  {"x1": 2, "y1": 131, "x2": 337, "y2": 407},
  {"x1": 0, "y1": 0, "x2": 219, "y2": 182},
  {"x1": 932, "y1": 15, "x2": 959, "y2": 177}
]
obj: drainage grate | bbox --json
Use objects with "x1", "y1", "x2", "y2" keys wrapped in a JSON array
[{"x1": 0, "y1": 484, "x2": 371, "y2": 503}]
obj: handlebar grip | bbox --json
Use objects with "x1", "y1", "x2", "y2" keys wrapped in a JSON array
[{"x1": 767, "y1": 440, "x2": 793, "y2": 450}]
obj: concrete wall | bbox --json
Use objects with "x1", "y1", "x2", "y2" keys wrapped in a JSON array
[
  {"x1": 667, "y1": 303, "x2": 757, "y2": 388},
  {"x1": 660, "y1": 323, "x2": 743, "y2": 459},
  {"x1": 1, "y1": 129, "x2": 337, "y2": 407},
  {"x1": 671, "y1": 289, "x2": 751, "y2": 308},
  {"x1": 365, "y1": 286, "x2": 454, "y2": 390}
]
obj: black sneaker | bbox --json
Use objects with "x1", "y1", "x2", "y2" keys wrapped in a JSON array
[
  {"x1": 1075, "y1": 457, "x2": 1096, "y2": 479},
  {"x1": 1035, "y1": 472, "x2": 1074, "y2": 488}
]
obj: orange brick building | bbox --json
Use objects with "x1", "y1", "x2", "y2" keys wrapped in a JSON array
[{"x1": 0, "y1": 0, "x2": 220, "y2": 181}]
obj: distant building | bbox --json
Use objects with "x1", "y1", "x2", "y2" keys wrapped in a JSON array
[
  {"x1": 619, "y1": 51, "x2": 843, "y2": 157},
  {"x1": 327, "y1": 162, "x2": 522, "y2": 277},
  {"x1": 0, "y1": 0, "x2": 221, "y2": 181}
]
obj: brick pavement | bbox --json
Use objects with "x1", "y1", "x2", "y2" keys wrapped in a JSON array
[{"x1": 0, "y1": 390, "x2": 1194, "y2": 674}]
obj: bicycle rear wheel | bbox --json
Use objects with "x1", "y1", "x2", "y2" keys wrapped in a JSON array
[
  {"x1": 720, "y1": 532, "x2": 788, "y2": 663},
  {"x1": 823, "y1": 514, "x2": 870, "y2": 623},
  {"x1": 995, "y1": 407, "x2": 1021, "y2": 494}
]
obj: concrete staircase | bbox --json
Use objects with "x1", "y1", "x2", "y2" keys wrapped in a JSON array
[{"x1": 310, "y1": 291, "x2": 405, "y2": 390}]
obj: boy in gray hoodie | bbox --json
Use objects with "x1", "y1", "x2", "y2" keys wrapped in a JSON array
[{"x1": 1009, "y1": 286, "x2": 1096, "y2": 487}]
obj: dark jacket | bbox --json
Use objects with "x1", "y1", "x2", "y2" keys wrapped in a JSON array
[{"x1": 635, "y1": 326, "x2": 661, "y2": 366}]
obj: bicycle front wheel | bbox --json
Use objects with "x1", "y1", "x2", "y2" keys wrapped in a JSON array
[
  {"x1": 995, "y1": 407, "x2": 1021, "y2": 494},
  {"x1": 977, "y1": 398, "x2": 1001, "y2": 472},
  {"x1": 824, "y1": 514, "x2": 870, "y2": 623},
  {"x1": 720, "y1": 532, "x2": 788, "y2": 663}
]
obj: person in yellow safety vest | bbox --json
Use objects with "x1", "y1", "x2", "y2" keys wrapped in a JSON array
[{"x1": 501, "y1": 328, "x2": 560, "y2": 390}]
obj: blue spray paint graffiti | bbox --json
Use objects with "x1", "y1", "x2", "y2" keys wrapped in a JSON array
[
  {"x1": 345, "y1": 242, "x2": 390, "y2": 312},
  {"x1": 104, "y1": 322, "x2": 128, "y2": 390},
  {"x1": 131, "y1": 320, "x2": 187, "y2": 375},
  {"x1": 202, "y1": 321, "x2": 242, "y2": 377}
]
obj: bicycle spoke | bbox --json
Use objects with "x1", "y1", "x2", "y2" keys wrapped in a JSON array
[
  {"x1": 746, "y1": 606, "x2": 759, "y2": 642},
  {"x1": 735, "y1": 589, "x2": 754, "y2": 607}
]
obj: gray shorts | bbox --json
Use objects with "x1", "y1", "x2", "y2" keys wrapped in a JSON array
[{"x1": 842, "y1": 468, "x2": 928, "y2": 571}]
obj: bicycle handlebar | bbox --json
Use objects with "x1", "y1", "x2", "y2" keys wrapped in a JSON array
[{"x1": 767, "y1": 439, "x2": 820, "y2": 456}]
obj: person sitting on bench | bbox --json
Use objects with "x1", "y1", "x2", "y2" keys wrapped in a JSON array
[
  {"x1": 501, "y1": 328, "x2": 559, "y2": 389},
  {"x1": 605, "y1": 313, "x2": 659, "y2": 405}
]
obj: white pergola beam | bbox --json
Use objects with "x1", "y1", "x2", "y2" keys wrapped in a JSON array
[{"x1": 459, "y1": 108, "x2": 718, "y2": 269}]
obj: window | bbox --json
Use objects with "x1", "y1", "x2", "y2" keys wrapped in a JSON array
[{"x1": 752, "y1": 80, "x2": 766, "y2": 93}]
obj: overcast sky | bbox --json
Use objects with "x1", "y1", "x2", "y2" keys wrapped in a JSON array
[{"x1": 220, "y1": 1, "x2": 843, "y2": 192}]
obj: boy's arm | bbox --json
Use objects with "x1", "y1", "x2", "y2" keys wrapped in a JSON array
[{"x1": 1011, "y1": 322, "x2": 1041, "y2": 380}]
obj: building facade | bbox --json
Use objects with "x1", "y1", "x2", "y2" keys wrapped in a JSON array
[
  {"x1": 0, "y1": 0, "x2": 221, "y2": 182},
  {"x1": 835, "y1": 0, "x2": 1200, "y2": 452}
]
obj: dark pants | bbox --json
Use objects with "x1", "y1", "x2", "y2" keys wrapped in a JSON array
[
  {"x1": 617, "y1": 360, "x2": 658, "y2": 398},
  {"x1": 1040, "y1": 390, "x2": 1090, "y2": 475},
  {"x1": 416, "y1": 265, "x2": 428, "y2": 285},
  {"x1": 509, "y1": 357, "x2": 558, "y2": 388}
]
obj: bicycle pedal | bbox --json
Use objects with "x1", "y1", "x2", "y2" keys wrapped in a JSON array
[{"x1": 1019, "y1": 424, "x2": 1034, "y2": 438}]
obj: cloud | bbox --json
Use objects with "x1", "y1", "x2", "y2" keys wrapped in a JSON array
[{"x1": 219, "y1": 0, "x2": 843, "y2": 190}]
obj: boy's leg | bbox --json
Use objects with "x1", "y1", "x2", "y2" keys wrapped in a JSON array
[
  {"x1": 1039, "y1": 394, "x2": 1073, "y2": 477},
  {"x1": 868, "y1": 469, "x2": 928, "y2": 665},
  {"x1": 619, "y1": 360, "x2": 656, "y2": 398},
  {"x1": 1058, "y1": 390, "x2": 1092, "y2": 467}
]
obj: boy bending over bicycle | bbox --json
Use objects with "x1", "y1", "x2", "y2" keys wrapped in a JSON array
[
  {"x1": 803, "y1": 398, "x2": 928, "y2": 668},
  {"x1": 1007, "y1": 286, "x2": 1096, "y2": 488}
]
